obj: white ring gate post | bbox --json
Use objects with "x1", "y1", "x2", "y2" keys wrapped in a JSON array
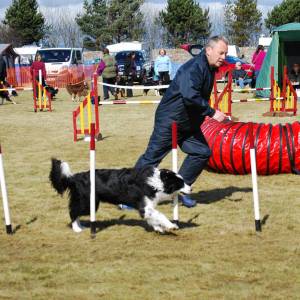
[
  {"x1": 172, "y1": 122, "x2": 179, "y2": 224},
  {"x1": 249, "y1": 123, "x2": 262, "y2": 232},
  {"x1": 0, "y1": 145, "x2": 13, "y2": 234},
  {"x1": 90, "y1": 123, "x2": 96, "y2": 237}
]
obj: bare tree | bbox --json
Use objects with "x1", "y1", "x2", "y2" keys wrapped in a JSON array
[
  {"x1": 0, "y1": 23, "x2": 23, "y2": 46},
  {"x1": 141, "y1": 3, "x2": 168, "y2": 50},
  {"x1": 42, "y1": 7, "x2": 83, "y2": 48},
  {"x1": 209, "y1": 5, "x2": 226, "y2": 36}
]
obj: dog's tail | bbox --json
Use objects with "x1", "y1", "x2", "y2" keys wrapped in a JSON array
[{"x1": 49, "y1": 158, "x2": 73, "y2": 195}]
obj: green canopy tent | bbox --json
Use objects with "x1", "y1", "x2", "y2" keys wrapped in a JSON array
[{"x1": 256, "y1": 23, "x2": 300, "y2": 98}]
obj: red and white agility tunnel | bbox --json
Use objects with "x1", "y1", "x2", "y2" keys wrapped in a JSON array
[{"x1": 201, "y1": 118, "x2": 300, "y2": 175}]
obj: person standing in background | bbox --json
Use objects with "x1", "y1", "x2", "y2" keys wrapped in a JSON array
[
  {"x1": 251, "y1": 45, "x2": 266, "y2": 86},
  {"x1": 154, "y1": 49, "x2": 172, "y2": 84},
  {"x1": 30, "y1": 53, "x2": 47, "y2": 86},
  {"x1": 97, "y1": 48, "x2": 117, "y2": 100},
  {"x1": 124, "y1": 52, "x2": 137, "y2": 98},
  {"x1": 154, "y1": 49, "x2": 172, "y2": 95}
]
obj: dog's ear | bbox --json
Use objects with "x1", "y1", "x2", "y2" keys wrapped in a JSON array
[
  {"x1": 160, "y1": 169, "x2": 184, "y2": 194},
  {"x1": 159, "y1": 169, "x2": 172, "y2": 181}
]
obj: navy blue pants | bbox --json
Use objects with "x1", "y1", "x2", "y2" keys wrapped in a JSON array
[
  {"x1": 135, "y1": 126, "x2": 211, "y2": 185},
  {"x1": 103, "y1": 77, "x2": 116, "y2": 99}
]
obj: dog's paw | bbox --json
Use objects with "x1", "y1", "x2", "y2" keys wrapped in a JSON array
[
  {"x1": 72, "y1": 220, "x2": 84, "y2": 233},
  {"x1": 165, "y1": 222, "x2": 179, "y2": 232},
  {"x1": 72, "y1": 225, "x2": 83, "y2": 233},
  {"x1": 153, "y1": 225, "x2": 165, "y2": 233}
]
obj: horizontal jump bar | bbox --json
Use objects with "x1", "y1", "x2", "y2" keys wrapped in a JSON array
[{"x1": 98, "y1": 82, "x2": 169, "y2": 90}]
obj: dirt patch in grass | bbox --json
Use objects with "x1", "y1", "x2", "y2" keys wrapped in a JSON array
[{"x1": 0, "y1": 89, "x2": 299, "y2": 299}]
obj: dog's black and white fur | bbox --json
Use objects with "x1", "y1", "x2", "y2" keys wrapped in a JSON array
[{"x1": 49, "y1": 158, "x2": 191, "y2": 233}]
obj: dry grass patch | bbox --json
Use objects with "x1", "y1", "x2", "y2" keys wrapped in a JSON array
[{"x1": 0, "y1": 89, "x2": 299, "y2": 299}]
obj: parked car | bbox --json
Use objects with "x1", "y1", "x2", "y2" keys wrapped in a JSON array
[
  {"x1": 37, "y1": 48, "x2": 85, "y2": 87},
  {"x1": 115, "y1": 50, "x2": 150, "y2": 84},
  {"x1": 180, "y1": 44, "x2": 203, "y2": 56},
  {"x1": 180, "y1": 44, "x2": 253, "y2": 81}
]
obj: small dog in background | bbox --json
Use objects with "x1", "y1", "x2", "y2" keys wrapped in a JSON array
[
  {"x1": 66, "y1": 81, "x2": 89, "y2": 102},
  {"x1": 115, "y1": 75, "x2": 125, "y2": 99},
  {"x1": 0, "y1": 81, "x2": 17, "y2": 104},
  {"x1": 45, "y1": 85, "x2": 59, "y2": 99},
  {"x1": 49, "y1": 158, "x2": 191, "y2": 233}
]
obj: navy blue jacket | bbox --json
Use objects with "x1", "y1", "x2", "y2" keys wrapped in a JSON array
[{"x1": 154, "y1": 51, "x2": 216, "y2": 134}]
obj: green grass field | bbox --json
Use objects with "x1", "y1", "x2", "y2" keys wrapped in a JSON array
[{"x1": 0, "y1": 88, "x2": 299, "y2": 299}]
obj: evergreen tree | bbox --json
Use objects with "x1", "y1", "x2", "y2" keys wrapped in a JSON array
[
  {"x1": 159, "y1": 0, "x2": 211, "y2": 47},
  {"x1": 265, "y1": 0, "x2": 300, "y2": 31},
  {"x1": 108, "y1": 0, "x2": 144, "y2": 43},
  {"x1": 76, "y1": 0, "x2": 144, "y2": 49},
  {"x1": 225, "y1": 0, "x2": 262, "y2": 46},
  {"x1": 76, "y1": 0, "x2": 109, "y2": 50},
  {"x1": 3, "y1": 0, "x2": 46, "y2": 46}
]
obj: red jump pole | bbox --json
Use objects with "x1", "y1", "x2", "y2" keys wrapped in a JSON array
[
  {"x1": 213, "y1": 77, "x2": 218, "y2": 107},
  {"x1": 228, "y1": 71, "x2": 232, "y2": 116},
  {"x1": 90, "y1": 123, "x2": 96, "y2": 237},
  {"x1": 282, "y1": 66, "x2": 287, "y2": 112},
  {"x1": 270, "y1": 66, "x2": 275, "y2": 113},
  {"x1": 32, "y1": 70, "x2": 37, "y2": 112},
  {"x1": 46, "y1": 87, "x2": 52, "y2": 112},
  {"x1": 73, "y1": 111, "x2": 78, "y2": 142},
  {"x1": 172, "y1": 122, "x2": 179, "y2": 224}
]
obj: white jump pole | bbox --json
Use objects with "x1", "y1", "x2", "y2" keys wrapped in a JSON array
[
  {"x1": 172, "y1": 122, "x2": 179, "y2": 224},
  {"x1": 90, "y1": 123, "x2": 96, "y2": 237},
  {"x1": 99, "y1": 100, "x2": 161, "y2": 105},
  {"x1": 0, "y1": 145, "x2": 13, "y2": 234},
  {"x1": 38, "y1": 70, "x2": 42, "y2": 86},
  {"x1": 249, "y1": 123, "x2": 262, "y2": 232}
]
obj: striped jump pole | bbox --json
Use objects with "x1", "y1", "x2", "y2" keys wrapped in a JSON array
[
  {"x1": 0, "y1": 87, "x2": 33, "y2": 92},
  {"x1": 249, "y1": 123, "x2": 261, "y2": 232},
  {"x1": 232, "y1": 97, "x2": 280, "y2": 103},
  {"x1": 33, "y1": 70, "x2": 38, "y2": 112},
  {"x1": 99, "y1": 100, "x2": 161, "y2": 105},
  {"x1": 172, "y1": 122, "x2": 179, "y2": 224},
  {"x1": 98, "y1": 82, "x2": 170, "y2": 90},
  {"x1": 90, "y1": 123, "x2": 96, "y2": 237},
  {"x1": 230, "y1": 87, "x2": 271, "y2": 93},
  {"x1": 0, "y1": 145, "x2": 13, "y2": 235}
]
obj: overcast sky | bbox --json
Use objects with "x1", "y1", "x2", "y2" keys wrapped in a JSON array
[{"x1": 0, "y1": 0, "x2": 283, "y2": 20}]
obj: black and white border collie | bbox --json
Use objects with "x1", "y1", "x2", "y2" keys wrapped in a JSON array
[{"x1": 49, "y1": 159, "x2": 191, "y2": 233}]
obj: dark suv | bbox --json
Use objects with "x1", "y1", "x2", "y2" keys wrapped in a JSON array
[{"x1": 115, "y1": 50, "x2": 149, "y2": 84}]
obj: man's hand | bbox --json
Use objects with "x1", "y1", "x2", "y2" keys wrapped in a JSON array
[{"x1": 212, "y1": 110, "x2": 227, "y2": 122}]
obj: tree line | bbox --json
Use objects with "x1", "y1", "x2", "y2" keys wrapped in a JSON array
[{"x1": 1, "y1": 0, "x2": 300, "y2": 49}]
